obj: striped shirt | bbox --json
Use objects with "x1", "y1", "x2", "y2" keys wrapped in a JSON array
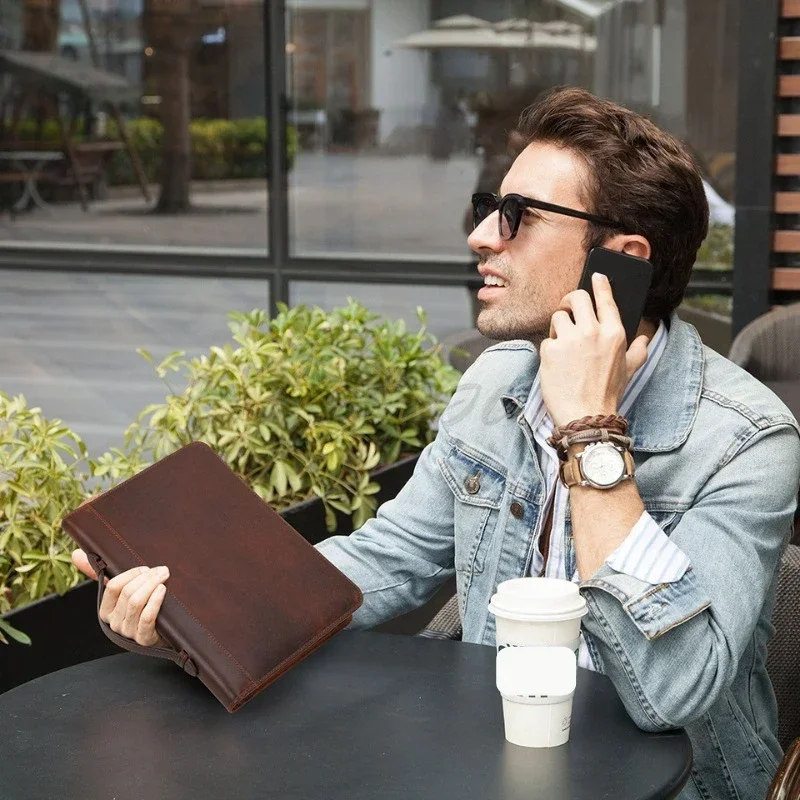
[{"x1": 522, "y1": 321, "x2": 691, "y2": 670}]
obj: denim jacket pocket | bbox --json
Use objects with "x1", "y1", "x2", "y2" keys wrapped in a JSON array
[{"x1": 438, "y1": 444, "x2": 505, "y2": 574}]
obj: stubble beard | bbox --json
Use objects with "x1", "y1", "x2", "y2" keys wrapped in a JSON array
[
  {"x1": 475, "y1": 256, "x2": 551, "y2": 346},
  {"x1": 475, "y1": 297, "x2": 549, "y2": 348}
]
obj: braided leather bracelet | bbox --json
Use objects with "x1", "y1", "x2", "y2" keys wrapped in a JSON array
[{"x1": 547, "y1": 414, "x2": 628, "y2": 449}]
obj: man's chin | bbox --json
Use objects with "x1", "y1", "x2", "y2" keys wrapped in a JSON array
[{"x1": 476, "y1": 308, "x2": 547, "y2": 346}]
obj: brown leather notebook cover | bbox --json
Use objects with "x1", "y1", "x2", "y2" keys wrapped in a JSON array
[{"x1": 62, "y1": 441, "x2": 363, "y2": 712}]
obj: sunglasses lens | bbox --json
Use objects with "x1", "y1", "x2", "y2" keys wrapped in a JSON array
[
  {"x1": 473, "y1": 195, "x2": 497, "y2": 228},
  {"x1": 500, "y1": 199, "x2": 519, "y2": 240}
]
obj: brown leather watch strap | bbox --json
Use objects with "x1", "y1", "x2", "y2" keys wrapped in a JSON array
[
  {"x1": 552, "y1": 428, "x2": 633, "y2": 460},
  {"x1": 87, "y1": 552, "x2": 199, "y2": 677}
]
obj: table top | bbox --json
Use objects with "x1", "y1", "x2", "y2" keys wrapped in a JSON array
[{"x1": 0, "y1": 632, "x2": 691, "y2": 800}]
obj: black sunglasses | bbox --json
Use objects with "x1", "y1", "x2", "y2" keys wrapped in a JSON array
[{"x1": 472, "y1": 192, "x2": 626, "y2": 240}]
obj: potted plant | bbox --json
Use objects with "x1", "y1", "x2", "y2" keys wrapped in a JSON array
[
  {"x1": 0, "y1": 392, "x2": 121, "y2": 691},
  {"x1": 93, "y1": 300, "x2": 457, "y2": 534},
  {"x1": 1, "y1": 301, "x2": 460, "y2": 691}
]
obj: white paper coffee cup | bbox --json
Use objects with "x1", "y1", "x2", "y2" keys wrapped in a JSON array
[
  {"x1": 496, "y1": 646, "x2": 577, "y2": 748},
  {"x1": 488, "y1": 577, "x2": 587, "y2": 656}
]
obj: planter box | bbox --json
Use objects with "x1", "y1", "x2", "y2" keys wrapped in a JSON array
[
  {"x1": 281, "y1": 454, "x2": 418, "y2": 545},
  {"x1": 1, "y1": 455, "x2": 421, "y2": 694}
]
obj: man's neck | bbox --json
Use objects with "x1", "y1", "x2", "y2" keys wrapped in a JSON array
[{"x1": 637, "y1": 318, "x2": 658, "y2": 343}]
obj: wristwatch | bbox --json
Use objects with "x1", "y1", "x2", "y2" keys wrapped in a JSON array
[{"x1": 560, "y1": 441, "x2": 635, "y2": 489}]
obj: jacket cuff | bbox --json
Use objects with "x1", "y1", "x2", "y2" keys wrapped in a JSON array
[{"x1": 580, "y1": 565, "x2": 712, "y2": 640}]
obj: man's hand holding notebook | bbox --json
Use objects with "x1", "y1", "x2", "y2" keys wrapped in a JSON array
[{"x1": 72, "y1": 550, "x2": 168, "y2": 647}]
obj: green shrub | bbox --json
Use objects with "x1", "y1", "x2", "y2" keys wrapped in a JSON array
[
  {"x1": 106, "y1": 116, "x2": 298, "y2": 185},
  {"x1": 696, "y1": 223, "x2": 734, "y2": 271},
  {"x1": 0, "y1": 393, "x2": 89, "y2": 644},
  {"x1": 94, "y1": 301, "x2": 460, "y2": 533},
  {"x1": 0, "y1": 301, "x2": 459, "y2": 642}
]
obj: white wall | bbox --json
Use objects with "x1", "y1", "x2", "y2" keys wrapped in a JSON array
[{"x1": 370, "y1": 0, "x2": 431, "y2": 144}]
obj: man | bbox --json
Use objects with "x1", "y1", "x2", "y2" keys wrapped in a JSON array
[{"x1": 74, "y1": 88, "x2": 800, "y2": 800}]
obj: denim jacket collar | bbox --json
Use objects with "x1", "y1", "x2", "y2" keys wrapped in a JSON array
[{"x1": 499, "y1": 313, "x2": 704, "y2": 453}]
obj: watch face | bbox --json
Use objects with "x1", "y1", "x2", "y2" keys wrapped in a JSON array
[{"x1": 581, "y1": 444, "x2": 626, "y2": 487}]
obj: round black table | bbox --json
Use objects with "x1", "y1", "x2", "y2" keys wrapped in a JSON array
[{"x1": 0, "y1": 632, "x2": 691, "y2": 800}]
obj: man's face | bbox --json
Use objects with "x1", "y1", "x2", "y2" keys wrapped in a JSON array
[{"x1": 468, "y1": 142, "x2": 593, "y2": 344}]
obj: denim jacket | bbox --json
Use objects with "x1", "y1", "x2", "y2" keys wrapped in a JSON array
[{"x1": 317, "y1": 314, "x2": 800, "y2": 800}]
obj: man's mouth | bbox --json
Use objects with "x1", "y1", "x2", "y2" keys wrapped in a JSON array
[
  {"x1": 482, "y1": 274, "x2": 509, "y2": 288},
  {"x1": 478, "y1": 274, "x2": 509, "y2": 300}
]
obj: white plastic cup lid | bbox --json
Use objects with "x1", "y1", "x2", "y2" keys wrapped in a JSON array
[
  {"x1": 489, "y1": 577, "x2": 587, "y2": 622},
  {"x1": 496, "y1": 646, "x2": 577, "y2": 702}
]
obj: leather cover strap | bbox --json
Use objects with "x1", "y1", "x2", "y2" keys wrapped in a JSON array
[
  {"x1": 62, "y1": 441, "x2": 363, "y2": 713},
  {"x1": 86, "y1": 552, "x2": 199, "y2": 677}
]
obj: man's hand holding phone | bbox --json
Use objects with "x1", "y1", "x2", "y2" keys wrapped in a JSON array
[{"x1": 539, "y1": 272, "x2": 649, "y2": 428}]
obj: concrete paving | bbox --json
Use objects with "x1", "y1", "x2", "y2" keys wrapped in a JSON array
[
  {"x1": 0, "y1": 153, "x2": 485, "y2": 457},
  {"x1": 0, "y1": 269, "x2": 472, "y2": 458},
  {"x1": 0, "y1": 153, "x2": 479, "y2": 257}
]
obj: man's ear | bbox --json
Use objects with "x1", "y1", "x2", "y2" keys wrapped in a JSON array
[{"x1": 604, "y1": 234, "x2": 652, "y2": 261}]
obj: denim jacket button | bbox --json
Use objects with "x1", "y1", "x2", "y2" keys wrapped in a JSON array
[
  {"x1": 464, "y1": 474, "x2": 481, "y2": 494},
  {"x1": 510, "y1": 501, "x2": 524, "y2": 519}
]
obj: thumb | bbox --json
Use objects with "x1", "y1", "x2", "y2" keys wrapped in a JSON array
[
  {"x1": 625, "y1": 335, "x2": 649, "y2": 382},
  {"x1": 71, "y1": 548, "x2": 103, "y2": 583}
]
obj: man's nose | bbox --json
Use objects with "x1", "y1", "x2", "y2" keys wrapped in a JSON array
[{"x1": 468, "y1": 211, "x2": 506, "y2": 256}]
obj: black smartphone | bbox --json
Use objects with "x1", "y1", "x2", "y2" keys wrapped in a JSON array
[{"x1": 577, "y1": 247, "x2": 654, "y2": 345}]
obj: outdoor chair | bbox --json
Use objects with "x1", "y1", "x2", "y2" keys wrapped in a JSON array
[
  {"x1": 417, "y1": 593, "x2": 462, "y2": 641},
  {"x1": 767, "y1": 737, "x2": 800, "y2": 800},
  {"x1": 728, "y1": 303, "x2": 800, "y2": 381},
  {"x1": 767, "y1": 544, "x2": 800, "y2": 750}
]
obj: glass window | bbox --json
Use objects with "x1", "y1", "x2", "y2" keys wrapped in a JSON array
[
  {"x1": 0, "y1": 0, "x2": 268, "y2": 253},
  {"x1": 0, "y1": 1, "x2": 270, "y2": 457},
  {"x1": 285, "y1": 0, "x2": 737, "y2": 296}
]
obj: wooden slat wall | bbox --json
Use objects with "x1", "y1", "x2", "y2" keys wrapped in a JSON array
[
  {"x1": 774, "y1": 1, "x2": 800, "y2": 291},
  {"x1": 784, "y1": 0, "x2": 800, "y2": 18}
]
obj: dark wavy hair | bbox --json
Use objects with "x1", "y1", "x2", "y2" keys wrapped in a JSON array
[{"x1": 517, "y1": 87, "x2": 710, "y2": 320}]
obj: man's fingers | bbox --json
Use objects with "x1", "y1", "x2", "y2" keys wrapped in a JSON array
[
  {"x1": 559, "y1": 289, "x2": 597, "y2": 327},
  {"x1": 626, "y1": 334, "x2": 650, "y2": 380},
  {"x1": 591, "y1": 272, "x2": 622, "y2": 326},
  {"x1": 100, "y1": 566, "x2": 151, "y2": 623},
  {"x1": 118, "y1": 569, "x2": 170, "y2": 639},
  {"x1": 136, "y1": 583, "x2": 168, "y2": 647},
  {"x1": 549, "y1": 309, "x2": 573, "y2": 339}
]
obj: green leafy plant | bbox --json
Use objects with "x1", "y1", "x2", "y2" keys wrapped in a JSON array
[
  {"x1": 0, "y1": 302, "x2": 459, "y2": 643},
  {"x1": 95, "y1": 301, "x2": 459, "y2": 530},
  {"x1": 95, "y1": 301, "x2": 460, "y2": 533},
  {"x1": 0, "y1": 393, "x2": 89, "y2": 644},
  {"x1": 106, "y1": 117, "x2": 299, "y2": 185},
  {"x1": 696, "y1": 222, "x2": 734, "y2": 271}
]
